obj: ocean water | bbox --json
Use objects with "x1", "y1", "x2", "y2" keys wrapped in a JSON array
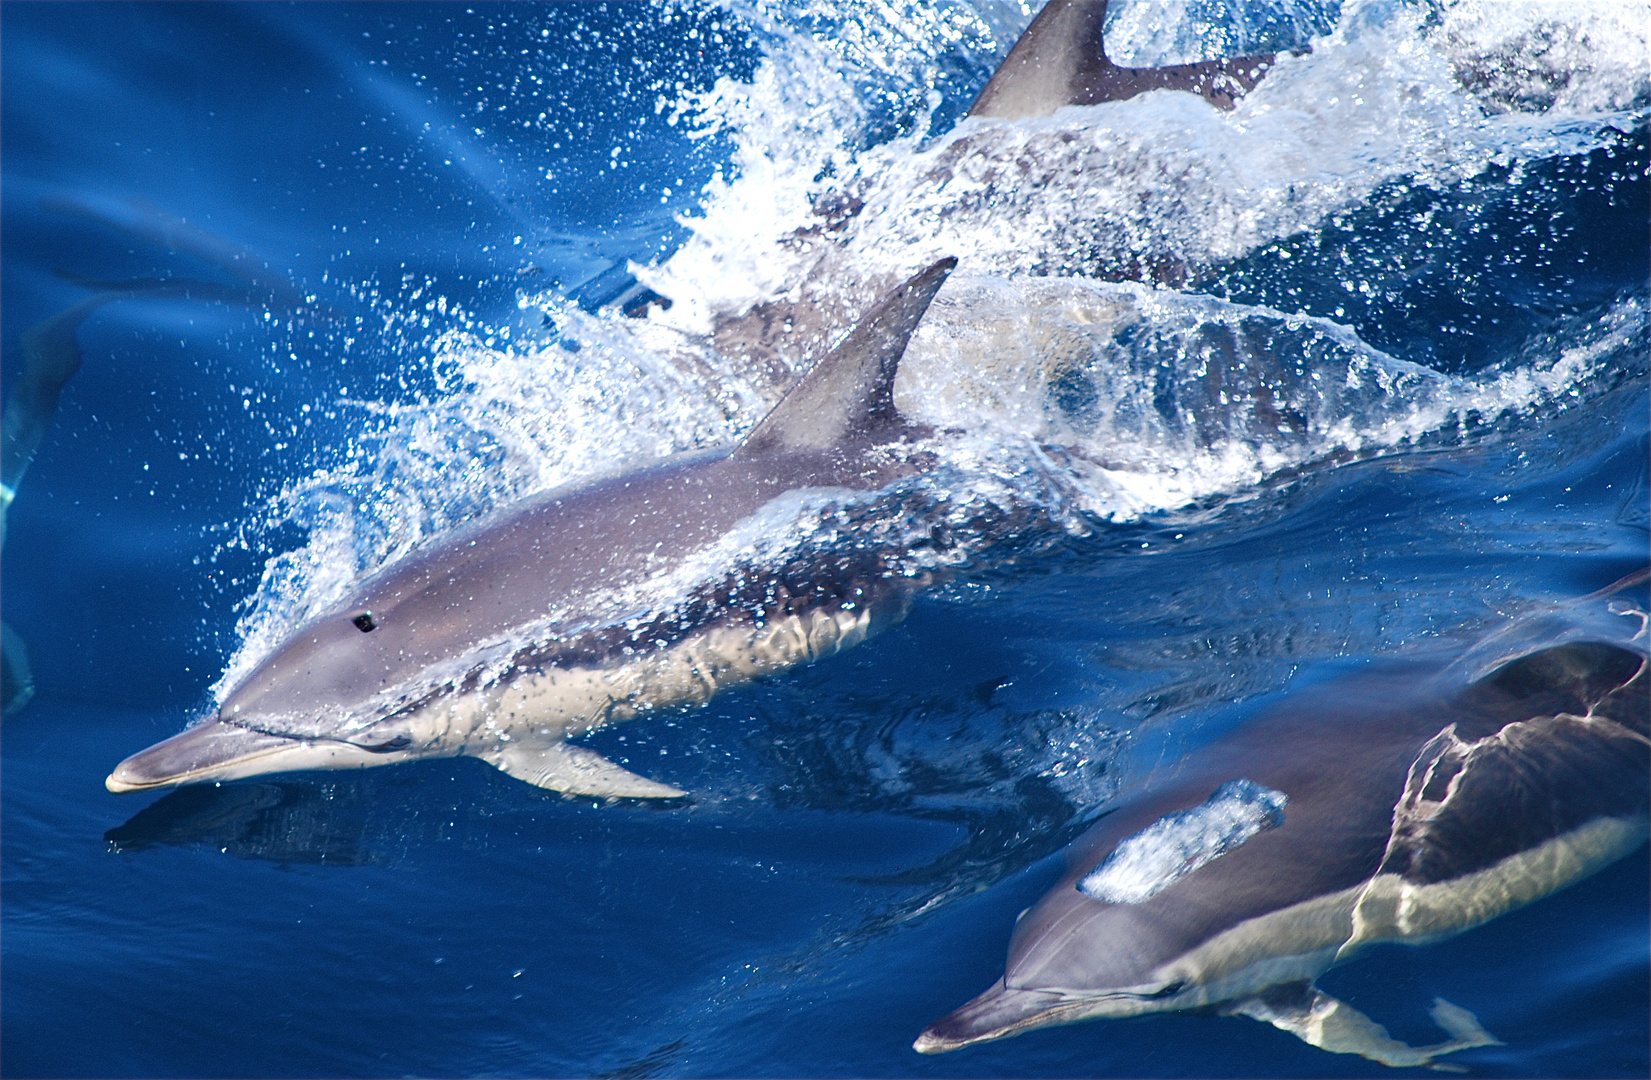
[{"x1": 1, "y1": 1, "x2": 1646, "y2": 1077}]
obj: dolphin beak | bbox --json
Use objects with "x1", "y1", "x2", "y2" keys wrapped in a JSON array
[
  {"x1": 914, "y1": 980, "x2": 1073, "y2": 1053},
  {"x1": 106, "y1": 717, "x2": 309, "y2": 793}
]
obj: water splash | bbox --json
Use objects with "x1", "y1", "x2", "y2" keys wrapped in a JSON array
[{"x1": 1078, "y1": 778, "x2": 1289, "y2": 903}]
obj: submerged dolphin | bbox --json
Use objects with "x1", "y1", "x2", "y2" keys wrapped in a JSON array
[
  {"x1": 108, "y1": 258, "x2": 955, "y2": 799},
  {"x1": 916, "y1": 636, "x2": 1649, "y2": 1068},
  {"x1": 4, "y1": 197, "x2": 316, "y2": 716}
]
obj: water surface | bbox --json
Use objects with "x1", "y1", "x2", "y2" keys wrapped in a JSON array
[{"x1": 3, "y1": 2, "x2": 1647, "y2": 1076}]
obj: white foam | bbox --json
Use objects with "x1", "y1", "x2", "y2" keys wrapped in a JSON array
[
  {"x1": 1429, "y1": 0, "x2": 1651, "y2": 116},
  {"x1": 641, "y1": 0, "x2": 1639, "y2": 336},
  {"x1": 1079, "y1": 778, "x2": 1290, "y2": 903},
  {"x1": 900, "y1": 278, "x2": 1639, "y2": 520}
]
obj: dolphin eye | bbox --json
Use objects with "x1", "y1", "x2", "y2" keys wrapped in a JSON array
[
  {"x1": 1146, "y1": 981, "x2": 1185, "y2": 999},
  {"x1": 351, "y1": 612, "x2": 377, "y2": 633}
]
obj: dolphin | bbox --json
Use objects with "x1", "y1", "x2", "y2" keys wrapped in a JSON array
[
  {"x1": 698, "y1": 0, "x2": 1293, "y2": 379},
  {"x1": 915, "y1": 634, "x2": 1650, "y2": 1068},
  {"x1": 4, "y1": 197, "x2": 316, "y2": 716},
  {"x1": 107, "y1": 258, "x2": 956, "y2": 799}
]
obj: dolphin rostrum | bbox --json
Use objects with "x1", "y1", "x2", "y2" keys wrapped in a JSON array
[
  {"x1": 108, "y1": 258, "x2": 957, "y2": 799},
  {"x1": 916, "y1": 634, "x2": 1649, "y2": 1068}
]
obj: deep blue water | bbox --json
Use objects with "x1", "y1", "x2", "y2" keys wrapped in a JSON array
[{"x1": 2, "y1": 3, "x2": 1647, "y2": 1077}]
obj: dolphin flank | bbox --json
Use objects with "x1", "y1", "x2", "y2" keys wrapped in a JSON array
[
  {"x1": 108, "y1": 258, "x2": 957, "y2": 799},
  {"x1": 916, "y1": 635, "x2": 1650, "y2": 1068}
]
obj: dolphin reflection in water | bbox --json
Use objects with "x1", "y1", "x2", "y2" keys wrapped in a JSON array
[{"x1": 917, "y1": 603, "x2": 1650, "y2": 1069}]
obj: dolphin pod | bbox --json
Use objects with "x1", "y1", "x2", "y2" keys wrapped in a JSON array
[
  {"x1": 92, "y1": 4, "x2": 1642, "y2": 1069},
  {"x1": 916, "y1": 619, "x2": 1650, "y2": 1068},
  {"x1": 105, "y1": 1, "x2": 1292, "y2": 799}
]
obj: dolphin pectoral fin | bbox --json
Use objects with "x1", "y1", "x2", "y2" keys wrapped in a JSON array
[
  {"x1": 1228, "y1": 986, "x2": 1501, "y2": 1070},
  {"x1": 481, "y1": 740, "x2": 686, "y2": 799},
  {"x1": 2, "y1": 621, "x2": 36, "y2": 716},
  {"x1": 1424, "y1": 997, "x2": 1503, "y2": 1061},
  {"x1": 1227, "y1": 984, "x2": 1500, "y2": 1070}
]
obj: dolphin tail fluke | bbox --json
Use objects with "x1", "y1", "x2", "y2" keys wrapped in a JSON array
[
  {"x1": 482, "y1": 740, "x2": 687, "y2": 799},
  {"x1": 1227, "y1": 983, "x2": 1500, "y2": 1070},
  {"x1": 969, "y1": 0, "x2": 1289, "y2": 120}
]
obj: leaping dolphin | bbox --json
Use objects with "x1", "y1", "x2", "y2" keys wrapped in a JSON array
[
  {"x1": 107, "y1": 258, "x2": 955, "y2": 799},
  {"x1": 102, "y1": 4, "x2": 1298, "y2": 789},
  {"x1": 916, "y1": 631, "x2": 1649, "y2": 1068}
]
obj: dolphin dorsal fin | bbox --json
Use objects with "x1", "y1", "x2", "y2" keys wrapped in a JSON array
[
  {"x1": 734, "y1": 257, "x2": 955, "y2": 459},
  {"x1": 970, "y1": 0, "x2": 1286, "y2": 120}
]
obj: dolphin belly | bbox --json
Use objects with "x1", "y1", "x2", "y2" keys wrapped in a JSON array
[{"x1": 443, "y1": 583, "x2": 904, "y2": 795}]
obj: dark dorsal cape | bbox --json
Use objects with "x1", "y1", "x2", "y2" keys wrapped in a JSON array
[
  {"x1": 1373, "y1": 641, "x2": 1650, "y2": 887},
  {"x1": 970, "y1": 0, "x2": 1284, "y2": 119}
]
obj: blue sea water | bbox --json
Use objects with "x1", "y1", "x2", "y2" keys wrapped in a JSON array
[{"x1": 2, "y1": 2, "x2": 1647, "y2": 1077}]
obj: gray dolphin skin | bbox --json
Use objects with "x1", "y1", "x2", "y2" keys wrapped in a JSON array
[
  {"x1": 916, "y1": 637, "x2": 1650, "y2": 1068},
  {"x1": 107, "y1": 257, "x2": 956, "y2": 799},
  {"x1": 968, "y1": 0, "x2": 1283, "y2": 120}
]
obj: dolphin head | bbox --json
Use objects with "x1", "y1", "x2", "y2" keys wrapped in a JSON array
[
  {"x1": 917, "y1": 777, "x2": 1304, "y2": 1052},
  {"x1": 107, "y1": 591, "x2": 455, "y2": 792},
  {"x1": 914, "y1": 883, "x2": 1201, "y2": 1053}
]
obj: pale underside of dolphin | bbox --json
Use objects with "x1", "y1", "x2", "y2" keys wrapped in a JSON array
[
  {"x1": 107, "y1": 258, "x2": 957, "y2": 799},
  {"x1": 916, "y1": 636, "x2": 1650, "y2": 1069}
]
